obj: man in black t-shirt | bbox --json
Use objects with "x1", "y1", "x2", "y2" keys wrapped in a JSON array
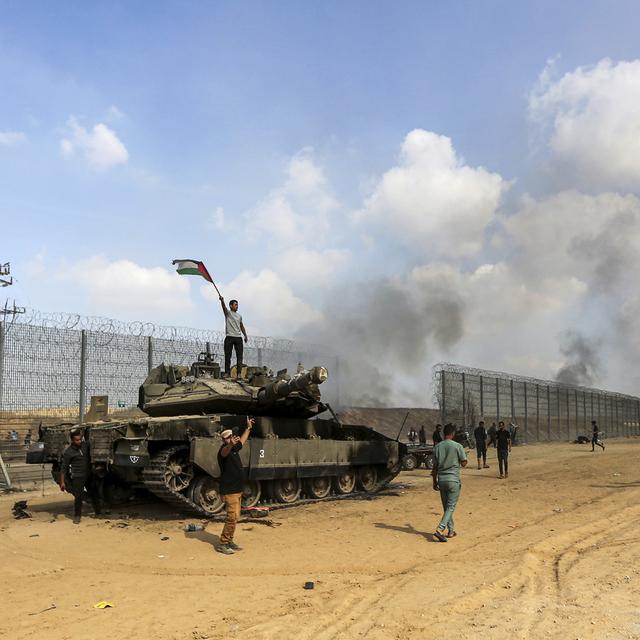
[
  {"x1": 433, "y1": 424, "x2": 443, "y2": 444},
  {"x1": 216, "y1": 416, "x2": 254, "y2": 555},
  {"x1": 59, "y1": 429, "x2": 101, "y2": 524},
  {"x1": 474, "y1": 421, "x2": 489, "y2": 470},
  {"x1": 418, "y1": 425, "x2": 427, "y2": 446},
  {"x1": 496, "y1": 421, "x2": 512, "y2": 479},
  {"x1": 591, "y1": 420, "x2": 605, "y2": 452}
]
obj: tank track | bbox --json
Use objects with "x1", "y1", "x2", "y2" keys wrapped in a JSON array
[
  {"x1": 141, "y1": 445, "x2": 209, "y2": 517},
  {"x1": 141, "y1": 445, "x2": 403, "y2": 519}
]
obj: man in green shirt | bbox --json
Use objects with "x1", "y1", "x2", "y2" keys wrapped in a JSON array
[{"x1": 431, "y1": 423, "x2": 467, "y2": 542}]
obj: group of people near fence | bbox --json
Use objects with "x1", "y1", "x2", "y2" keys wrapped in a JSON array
[{"x1": 429, "y1": 418, "x2": 605, "y2": 543}]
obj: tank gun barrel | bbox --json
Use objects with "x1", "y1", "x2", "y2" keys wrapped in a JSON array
[{"x1": 257, "y1": 366, "x2": 328, "y2": 404}]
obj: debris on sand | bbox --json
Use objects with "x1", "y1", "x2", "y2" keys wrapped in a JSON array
[{"x1": 12, "y1": 500, "x2": 32, "y2": 519}]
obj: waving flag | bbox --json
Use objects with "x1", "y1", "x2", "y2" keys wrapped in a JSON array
[{"x1": 172, "y1": 259, "x2": 213, "y2": 283}]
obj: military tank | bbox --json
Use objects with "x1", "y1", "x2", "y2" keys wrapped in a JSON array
[{"x1": 26, "y1": 353, "x2": 405, "y2": 516}]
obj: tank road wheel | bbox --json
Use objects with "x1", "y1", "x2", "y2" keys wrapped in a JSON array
[
  {"x1": 272, "y1": 478, "x2": 302, "y2": 504},
  {"x1": 190, "y1": 476, "x2": 224, "y2": 514},
  {"x1": 332, "y1": 470, "x2": 356, "y2": 495},
  {"x1": 241, "y1": 480, "x2": 262, "y2": 508},
  {"x1": 163, "y1": 448, "x2": 194, "y2": 492},
  {"x1": 402, "y1": 454, "x2": 418, "y2": 471},
  {"x1": 305, "y1": 476, "x2": 331, "y2": 499},
  {"x1": 356, "y1": 465, "x2": 378, "y2": 492}
]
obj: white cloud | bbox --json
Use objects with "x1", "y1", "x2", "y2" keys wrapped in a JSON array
[
  {"x1": 105, "y1": 105, "x2": 125, "y2": 121},
  {"x1": 60, "y1": 117, "x2": 129, "y2": 169},
  {"x1": 357, "y1": 129, "x2": 507, "y2": 258},
  {"x1": 208, "y1": 206, "x2": 226, "y2": 231},
  {"x1": 61, "y1": 256, "x2": 192, "y2": 314},
  {"x1": 271, "y1": 247, "x2": 351, "y2": 290},
  {"x1": 202, "y1": 269, "x2": 322, "y2": 336},
  {"x1": 530, "y1": 58, "x2": 640, "y2": 190},
  {"x1": 0, "y1": 130, "x2": 26, "y2": 146},
  {"x1": 244, "y1": 149, "x2": 338, "y2": 245}
]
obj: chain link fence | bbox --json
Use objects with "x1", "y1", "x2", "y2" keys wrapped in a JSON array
[
  {"x1": 433, "y1": 363, "x2": 640, "y2": 442},
  {"x1": 0, "y1": 311, "x2": 340, "y2": 421}
]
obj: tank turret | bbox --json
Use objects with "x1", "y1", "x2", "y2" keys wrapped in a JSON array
[
  {"x1": 257, "y1": 366, "x2": 328, "y2": 405},
  {"x1": 139, "y1": 356, "x2": 329, "y2": 418}
]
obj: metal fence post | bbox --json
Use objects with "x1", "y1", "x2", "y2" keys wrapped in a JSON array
[
  {"x1": 536, "y1": 384, "x2": 540, "y2": 442},
  {"x1": 510, "y1": 379, "x2": 515, "y2": 423},
  {"x1": 335, "y1": 356, "x2": 341, "y2": 408},
  {"x1": 0, "y1": 321, "x2": 5, "y2": 414},
  {"x1": 547, "y1": 385, "x2": 551, "y2": 441},
  {"x1": 615, "y1": 397, "x2": 620, "y2": 438},
  {"x1": 496, "y1": 377, "x2": 500, "y2": 423},
  {"x1": 575, "y1": 390, "x2": 579, "y2": 440},
  {"x1": 257, "y1": 347, "x2": 263, "y2": 367},
  {"x1": 462, "y1": 372, "x2": 466, "y2": 425},
  {"x1": 479, "y1": 374, "x2": 484, "y2": 417},
  {"x1": 566, "y1": 389, "x2": 570, "y2": 440},
  {"x1": 79, "y1": 329, "x2": 87, "y2": 424},
  {"x1": 523, "y1": 381, "x2": 528, "y2": 444},
  {"x1": 441, "y1": 370, "x2": 446, "y2": 424},
  {"x1": 147, "y1": 336, "x2": 154, "y2": 374}
]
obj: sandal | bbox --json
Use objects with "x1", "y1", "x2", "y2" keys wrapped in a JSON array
[
  {"x1": 434, "y1": 530, "x2": 448, "y2": 543},
  {"x1": 446, "y1": 531, "x2": 457, "y2": 538}
]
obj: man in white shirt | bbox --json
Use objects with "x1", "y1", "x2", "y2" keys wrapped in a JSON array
[{"x1": 219, "y1": 296, "x2": 248, "y2": 377}]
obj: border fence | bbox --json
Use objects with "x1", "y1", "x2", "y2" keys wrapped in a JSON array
[
  {"x1": 0, "y1": 310, "x2": 340, "y2": 422},
  {"x1": 434, "y1": 363, "x2": 640, "y2": 442}
]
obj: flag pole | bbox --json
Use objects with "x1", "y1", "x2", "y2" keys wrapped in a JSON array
[{"x1": 210, "y1": 279, "x2": 223, "y2": 298}]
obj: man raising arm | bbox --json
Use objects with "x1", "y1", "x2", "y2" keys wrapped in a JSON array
[
  {"x1": 216, "y1": 416, "x2": 254, "y2": 555},
  {"x1": 219, "y1": 296, "x2": 248, "y2": 377}
]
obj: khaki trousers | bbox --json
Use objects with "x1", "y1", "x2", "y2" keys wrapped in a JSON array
[{"x1": 220, "y1": 492, "x2": 242, "y2": 544}]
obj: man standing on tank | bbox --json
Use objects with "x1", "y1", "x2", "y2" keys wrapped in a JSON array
[
  {"x1": 216, "y1": 416, "x2": 254, "y2": 555},
  {"x1": 59, "y1": 429, "x2": 101, "y2": 524},
  {"x1": 432, "y1": 423, "x2": 467, "y2": 542},
  {"x1": 219, "y1": 296, "x2": 248, "y2": 377}
]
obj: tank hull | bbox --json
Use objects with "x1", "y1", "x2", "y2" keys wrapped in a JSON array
[{"x1": 27, "y1": 414, "x2": 406, "y2": 516}]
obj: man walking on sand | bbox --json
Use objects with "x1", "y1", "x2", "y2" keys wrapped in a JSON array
[
  {"x1": 496, "y1": 421, "x2": 512, "y2": 478},
  {"x1": 591, "y1": 420, "x2": 605, "y2": 451},
  {"x1": 432, "y1": 423, "x2": 467, "y2": 542},
  {"x1": 474, "y1": 421, "x2": 489, "y2": 470},
  {"x1": 219, "y1": 296, "x2": 248, "y2": 377},
  {"x1": 216, "y1": 416, "x2": 254, "y2": 555},
  {"x1": 59, "y1": 429, "x2": 101, "y2": 524}
]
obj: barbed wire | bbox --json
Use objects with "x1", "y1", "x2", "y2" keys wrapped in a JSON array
[
  {"x1": 0, "y1": 309, "x2": 337, "y2": 417},
  {"x1": 432, "y1": 362, "x2": 640, "y2": 402},
  {"x1": 9, "y1": 308, "x2": 326, "y2": 354}
]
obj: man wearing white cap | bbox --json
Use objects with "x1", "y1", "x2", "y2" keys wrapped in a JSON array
[{"x1": 216, "y1": 416, "x2": 254, "y2": 554}]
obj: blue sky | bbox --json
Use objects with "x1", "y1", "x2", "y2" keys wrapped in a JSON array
[{"x1": 4, "y1": 1, "x2": 640, "y2": 402}]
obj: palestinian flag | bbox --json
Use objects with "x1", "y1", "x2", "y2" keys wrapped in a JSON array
[{"x1": 172, "y1": 259, "x2": 213, "y2": 283}]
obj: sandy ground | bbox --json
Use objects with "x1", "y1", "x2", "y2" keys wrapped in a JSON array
[{"x1": 2, "y1": 441, "x2": 640, "y2": 640}]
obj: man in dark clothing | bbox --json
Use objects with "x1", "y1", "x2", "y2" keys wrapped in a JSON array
[
  {"x1": 496, "y1": 421, "x2": 512, "y2": 479},
  {"x1": 216, "y1": 416, "x2": 254, "y2": 555},
  {"x1": 59, "y1": 429, "x2": 100, "y2": 524},
  {"x1": 418, "y1": 425, "x2": 427, "y2": 446},
  {"x1": 591, "y1": 420, "x2": 605, "y2": 451},
  {"x1": 219, "y1": 296, "x2": 248, "y2": 377},
  {"x1": 474, "y1": 421, "x2": 489, "y2": 470},
  {"x1": 433, "y1": 424, "x2": 443, "y2": 444}
]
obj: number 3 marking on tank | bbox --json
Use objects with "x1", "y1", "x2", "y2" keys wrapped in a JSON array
[{"x1": 259, "y1": 449, "x2": 265, "y2": 458}]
